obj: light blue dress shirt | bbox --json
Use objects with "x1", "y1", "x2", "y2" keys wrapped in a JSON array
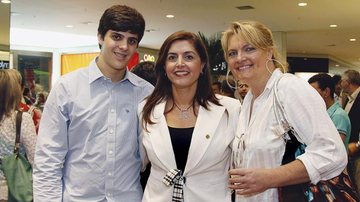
[
  {"x1": 33, "y1": 59, "x2": 154, "y2": 202},
  {"x1": 327, "y1": 101, "x2": 351, "y2": 150}
]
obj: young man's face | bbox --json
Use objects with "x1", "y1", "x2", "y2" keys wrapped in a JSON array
[{"x1": 97, "y1": 30, "x2": 138, "y2": 77}]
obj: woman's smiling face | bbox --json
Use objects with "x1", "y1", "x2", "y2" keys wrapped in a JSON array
[
  {"x1": 165, "y1": 40, "x2": 203, "y2": 90},
  {"x1": 226, "y1": 35, "x2": 270, "y2": 84}
]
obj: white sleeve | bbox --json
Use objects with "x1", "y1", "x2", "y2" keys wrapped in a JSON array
[
  {"x1": 138, "y1": 101, "x2": 149, "y2": 172},
  {"x1": 278, "y1": 75, "x2": 347, "y2": 184},
  {"x1": 33, "y1": 81, "x2": 69, "y2": 202}
]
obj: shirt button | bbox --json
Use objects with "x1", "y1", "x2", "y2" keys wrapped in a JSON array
[
  {"x1": 109, "y1": 150, "x2": 113, "y2": 154},
  {"x1": 107, "y1": 193, "x2": 111, "y2": 197},
  {"x1": 109, "y1": 129, "x2": 114, "y2": 134},
  {"x1": 108, "y1": 172, "x2": 112, "y2": 176},
  {"x1": 110, "y1": 109, "x2": 115, "y2": 113}
]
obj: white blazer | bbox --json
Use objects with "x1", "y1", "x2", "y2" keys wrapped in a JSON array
[{"x1": 139, "y1": 95, "x2": 241, "y2": 202}]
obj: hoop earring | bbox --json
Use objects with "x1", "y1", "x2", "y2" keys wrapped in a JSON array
[
  {"x1": 265, "y1": 58, "x2": 286, "y2": 74},
  {"x1": 225, "y1": 69, "x2": 237, "y2": 89}
]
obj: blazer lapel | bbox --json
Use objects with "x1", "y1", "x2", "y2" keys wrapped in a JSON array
[
  {"x1": 184, "y1": 103, "x2": 225, "y2": 174},
  {"x1": 147, "y1": 101, "x2": 177, "y2": 170}
]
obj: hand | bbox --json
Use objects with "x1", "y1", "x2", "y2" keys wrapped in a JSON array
[
  {"x1": 348, "y1": 142, "x2": 359, "y2": 156},
  {"x1": 228, "y1": 168, "x2": 272, "y2": 196}
]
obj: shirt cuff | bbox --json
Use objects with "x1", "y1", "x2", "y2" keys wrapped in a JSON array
[{"x1": 297, "y1": 155, "x2": 321, "y2": 184}]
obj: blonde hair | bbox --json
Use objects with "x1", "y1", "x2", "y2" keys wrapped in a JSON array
[
  {"x1": 221, "y1": 20, "x2": 288, "y2": 72},
  {"x1": 0, "y1": 69, "x2": 22, "y2": 121}
]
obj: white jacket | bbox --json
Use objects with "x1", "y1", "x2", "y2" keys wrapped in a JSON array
[{"x1": 139, "y1": 95, "x2": 241, "y2": 202}]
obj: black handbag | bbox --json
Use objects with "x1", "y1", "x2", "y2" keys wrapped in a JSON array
[{"x1": 273, "y1": 74, "x2": 360, "y2": 202}]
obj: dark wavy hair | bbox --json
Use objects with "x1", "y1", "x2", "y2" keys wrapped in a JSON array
[
  {"x1": 308, "y1": 73, "x2": 335, "y2": 99},
  {"x1": 142, "y1": 31, "x2": 220, "y2": 129},
  {"x1": 97, "y1": 5, "x2": 145, "y2": 48}
]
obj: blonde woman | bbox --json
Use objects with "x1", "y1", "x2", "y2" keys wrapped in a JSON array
[{"x1": 222, "y1": 21, "x2": 347, "y2": 201}]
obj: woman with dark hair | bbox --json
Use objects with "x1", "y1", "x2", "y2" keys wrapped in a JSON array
[{"x1": 139, "y1": 31, "x2": 240, "y2": 201}]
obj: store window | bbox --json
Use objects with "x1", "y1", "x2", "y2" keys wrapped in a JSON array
[{"x1": 12, "y1": 50, "x2": 52, "y2": 94}]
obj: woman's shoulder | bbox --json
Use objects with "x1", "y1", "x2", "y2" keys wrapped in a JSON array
[{"x1": 276, "y1": 73, "x2": 314, "y2": 94}]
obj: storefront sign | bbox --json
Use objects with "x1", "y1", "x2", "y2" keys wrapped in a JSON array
[
  {"x1": 0, "y1": 60, "x2": 10, "y2": 69},
  {"x1": 143, "y1": 54, "x2": 156, "y2": 62}
]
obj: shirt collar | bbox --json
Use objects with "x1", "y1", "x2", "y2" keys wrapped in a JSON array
[
  {"x1": 88, "y1": 58, "x2": 142, "y2": 86},
  {"x1": 265, "y1": 68, "x2": 283, "y2": 92},
  {"x1": 88, "y1": 58, "x2": 104, "y2": 84},
  {"x1": 348, "y1": 86, "x2": 360, "y2": 103}
]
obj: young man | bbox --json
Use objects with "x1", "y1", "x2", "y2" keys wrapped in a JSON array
[{"x1": 33, "y1": 5, "x2": 154, "y2": 201}]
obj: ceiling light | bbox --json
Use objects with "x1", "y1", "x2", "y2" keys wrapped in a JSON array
[
  {"x1": 145, "y1": 28, "x2": 157, "y2": 33},
  {"x1": 298, "y1": 2, "x2": 307, "y2": 7},
  {"x1": 329, "y1": 24, "x2": 337, "y2": 28},
  {"x1": 335, "y1": 64, "x2": 340, "y2": 67},
  {"x1": 65, "y1": 25, "x2": 74, "y2": 28},
  {"x1": 350, "y1": 38, "x2": 357, "y2": 42},
  {"x1": 81, "y1": 21, "x2": 94, "y2": 25},
  {"x1": 166, "y1": 15, "x2": 175, "y2": 18},
  {"x1": 1, "y1": 0, "x2": 11, "y2": 3}
]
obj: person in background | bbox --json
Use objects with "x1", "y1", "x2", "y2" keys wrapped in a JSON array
[
  {"x1": 211, "y1": 81, "x2": 222, "y2": 94},
  {"x1": 7, "y1": 69, "x2": 42, "y2": 134},
  {"x1": 221, "y1": 79, "x2": 236, "y2": 98},
  {"x1": 33, "y1": 5, "x2": 153, "y2": 201},
  {"x1": 22, "y1": 87, "x2": 35, "y2": 105},
  {"x1": 130, "y1": 61, "x2": 156, "y2": 189},
  {"x1": 235, "y1": 80, "x2": 249, "y2": 103},
  {"x1": 0, "y1": 70, "x2": 37, "y2": 201},
  {"x1": 222, "y1": 20, "x2": 347, "y2": 201},
  {"x1": 341, "y1": 69, "x2": 360, "y2": 194},
  {"x1": 139, "y1": 31, "x2": 240, "y2": 201},
  {"x1": 308, "y1": 73, "x2": 351, "y2": 149},
  {"x1": 131, "y1": 61, "x2": 157, "y2": 86},
  {"x1": 34, "y1": 91, "x2": 48, "y2": 112}
]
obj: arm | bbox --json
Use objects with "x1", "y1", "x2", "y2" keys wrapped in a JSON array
[
  {"x1": 229, "y1": 160, "x2": 309, "y2": 195},
  {"x1": 33, "y1": 82, "x2": 69, "y2": 202},
  {"x1": 340, "y1": 132, "x2": 346, "y2": 143},
  {"x1": 280, "y1": 76, "x2": 347, "y2": 183}
]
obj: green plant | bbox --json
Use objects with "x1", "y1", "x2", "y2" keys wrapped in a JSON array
[{"x1": 198, "y1": 32, "x2": 227, "y2": 78}]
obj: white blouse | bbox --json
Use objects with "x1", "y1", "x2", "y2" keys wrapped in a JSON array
[{"x1": 233, "y1": 69, "x2": 347, "y2": 202}]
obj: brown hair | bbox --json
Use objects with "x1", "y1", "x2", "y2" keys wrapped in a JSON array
[
  {"x1": 98, "y1": 5, "x2": 145, "y2": 48},
  {"x1": 0, "y1": 69, "x2": 22, "y2": 121}
]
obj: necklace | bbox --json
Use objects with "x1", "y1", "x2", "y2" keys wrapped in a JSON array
[{"x1": 174, "y1": 102, "x2": 192, "y2": 119}]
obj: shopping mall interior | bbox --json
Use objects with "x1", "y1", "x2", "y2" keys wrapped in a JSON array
[{"x1": 1, "y1": 0, "x2": 360, "y2": 92}]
